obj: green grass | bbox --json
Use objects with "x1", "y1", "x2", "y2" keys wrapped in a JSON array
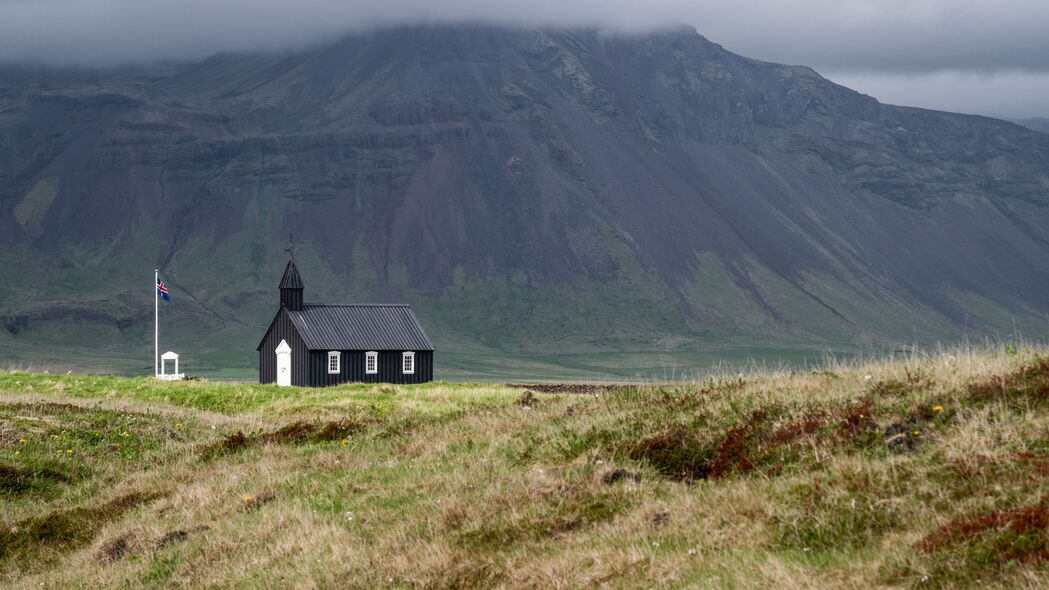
[{"x1": 3, "y1": 347, "x2": 1049, "y2": 588}]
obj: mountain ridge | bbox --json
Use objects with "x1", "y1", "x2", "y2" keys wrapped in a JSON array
[{"x1": 1, "y1": 25, "x2": 1048, "y2": 377}]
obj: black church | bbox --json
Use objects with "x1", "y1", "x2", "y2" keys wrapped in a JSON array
[{"x1": 257, "y1": 258, "x2": 434, "y2": 386}]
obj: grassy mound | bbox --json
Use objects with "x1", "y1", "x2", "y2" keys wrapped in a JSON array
[{"x1": 3, "y1": 349, "x2": 1049, "y2": 588}]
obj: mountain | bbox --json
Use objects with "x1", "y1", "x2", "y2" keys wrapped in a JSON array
[
  {"x1": 2, "y1": 25, "x2": 1048, "y2": 378},
  {"x1": 1016, "y1": 118, "x2": 1049, "y2": 134}
]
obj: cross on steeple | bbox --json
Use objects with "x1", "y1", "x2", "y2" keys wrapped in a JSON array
[{"x1": 285, "y1": 233, "x2": 294, "y2": 260}]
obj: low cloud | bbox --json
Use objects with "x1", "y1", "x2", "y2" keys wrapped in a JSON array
[{"x1": 1, "y1": 1, "x2": 1047, "y2": 117}]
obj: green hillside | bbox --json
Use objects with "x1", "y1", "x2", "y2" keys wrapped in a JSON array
[{"x1": 3, "y1": 347, "x2": 1049, "y2": 587}]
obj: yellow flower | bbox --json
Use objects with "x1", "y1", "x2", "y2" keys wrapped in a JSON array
[
  {"x1": 913, "y1": 430, "x2": 921, "y2": 436},
  {"x1": 121, "y1": 431, "x2": 129, "y2": 437},
  {"x1": 933, "y1": 405, "x2": 944, "y2": 412},
  {"x1": 14, "y1": 450, "x2": 20, "y2": 456},
  {"x1": 19, "y1": 438, "x2": 26, "y2": 444},
  {"x1": 66, "y1": 449, "x2": 74, "y2": 454},
  {"x1": 341, "y1": 439, "x2": 349, "y2": 447},
  {"x1": 244, "y1": 496, "x2": 253, "y2": 503},
  {"x1": 175, "y1": 423, "x2": 183, "y2": 429}
]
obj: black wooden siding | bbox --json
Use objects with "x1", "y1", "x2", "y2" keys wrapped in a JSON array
[
  {"x1": 306, "y1": 350, "x2": 433, "y2": 386},
  {"x1": 280, "y1": 288, "x2": 303, "y2": 312},
  {"x1": 258, "y1": 308, "x2": 310, "y2": 386}
]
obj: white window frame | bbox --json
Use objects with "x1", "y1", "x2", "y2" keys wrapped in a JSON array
[
  {"x1": 402, "y1": 351, "x2": 415, "y2": 375},
  {"x1": 327, "y1": 351, "x2": 341, "y2": 374},
  {"x1": 365, "y1": 351, "x2": 378, "y2": 375}
]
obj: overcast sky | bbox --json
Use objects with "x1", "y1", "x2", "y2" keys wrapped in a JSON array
[{"x1": 1, "y1": 0, "x2": 1046, "y2": 119}]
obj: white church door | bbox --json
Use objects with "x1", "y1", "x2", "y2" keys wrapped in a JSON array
[{"x1": 275, "y1": 339, "x2": 292, "y2": 387}]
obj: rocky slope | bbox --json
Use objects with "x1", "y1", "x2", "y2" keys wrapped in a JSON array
[{"x1": 1, "y1": 25, "x2": 1048, "y2": 374}]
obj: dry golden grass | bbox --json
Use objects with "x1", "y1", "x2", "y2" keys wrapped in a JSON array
[{"x1": 3, "y1": 346, "x2": 1049, "y2": 588}]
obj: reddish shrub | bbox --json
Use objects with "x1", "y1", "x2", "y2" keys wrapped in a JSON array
[
  {"x1": 919, "y1": 505, "x2": 1049, "y2": 556},
  {"x1": 709, "y1": 410, "x2": 768, "y2": 479},
  {"x1": 836, "y1": 399, "x2": 877, "y2": 439},
  {"x1": 968, "y1": 358, "x2": 1049, "y2": 404}
]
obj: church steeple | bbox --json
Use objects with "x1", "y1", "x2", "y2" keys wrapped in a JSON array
[{"x1": 279, "y1": 236, "x2": 304, "y2": 311}]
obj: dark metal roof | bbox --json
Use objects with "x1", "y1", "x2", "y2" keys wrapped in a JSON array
[
  {"x1": 286, "y1": 304, "x2": 434, "y2": 351},
  {"x1": 279, "y1": 260, "x2": 304, "y2": 289}
]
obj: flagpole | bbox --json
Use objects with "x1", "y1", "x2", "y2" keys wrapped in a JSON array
[{"x1": 155, "y1": 268, "x2": 159, "y2": 378}]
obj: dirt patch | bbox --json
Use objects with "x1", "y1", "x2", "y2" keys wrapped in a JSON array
[
  {"x1": 626, "y1": 428, "x2": 712, "y2": 483},
  {"x1": 261, "y1": 421, "x2": 315, "y2": 444},
  {"x1": 601, "y1": 469, "x2": 641, "y2": 485},
  {"x1": 198, "y1": 419, "x2": 372, "y2": 459},
  {"x1": 198, "y1": 430, "x2": 251, "y2": 460},
  {"x1": 156, "y1": 529, "x2": 188, "y2": 549},
  {"x1": 155, "y1": 525, "x2": 208, "y2": 550},
  {"x1": 316, "y1": 420, "x2": 369, "y2": 441},
  {"x1": 650, "y1": 510, "x2": 670, "y2": 527},
  {"x1": 507, "y1": 383, "x2": 634, "y2": 395},
  {"x1": 98, "y1": 534, "x2": 130, "y2": 563}
]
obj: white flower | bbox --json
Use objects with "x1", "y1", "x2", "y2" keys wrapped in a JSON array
[{"x1": 864, "y1": 375, "x2": 872, "y2": 381}]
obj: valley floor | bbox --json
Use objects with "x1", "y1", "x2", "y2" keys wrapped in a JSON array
[{"x1": 2, "y1": 348, "x2": 1049, "y2": 588}]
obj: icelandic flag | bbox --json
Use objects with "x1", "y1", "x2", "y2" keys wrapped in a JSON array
[{"x1": 157, "y1": 277, "x2": 170, "y2": 301}]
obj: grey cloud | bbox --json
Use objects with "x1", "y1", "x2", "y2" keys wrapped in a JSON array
[
  {"x1": 1, "y1": 1, "x2": 1048, "y2": 118},
  {"x1": 2, "y1": 0, "x2": 1049, "y2": 73}
]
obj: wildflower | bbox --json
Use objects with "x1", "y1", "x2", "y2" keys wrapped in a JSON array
[
  {"x1": 66, "y1": 449, "x2": 74, "y2": 454},
  {"x1": 19, "y1": 438, "x2": 26, "y2": 444},
  {"x1": 341, "y1": 439, "x2": 348, "y2": 447},
  {"x1": 14, "y1": 451, "x2": 20, "y2": 456},
  {"x1": 688, "y1": 548, "x2": 697, "y2": 556},
  {"x1": 933, "y1": 405, "x2": 943, "y2": 412},
  {"x1": 244, "y1": 496, "x2": 253, "y2": 503},
  {"x1": 175, "y1": 422, "x2": 183, "y2": 429},
  {"x1": 864, "y1": 375, "x2": 872, "y2": 381},
  {"x1": 913, "y1": 430, "x2": 921, "y2": 436},
  {"x1": 121, "y1": 431, "x2": 129, "y2": 437}
]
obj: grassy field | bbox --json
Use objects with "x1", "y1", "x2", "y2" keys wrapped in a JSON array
[{"x1": 3, "y1": 347, "x2": 1049, "y2": 588}]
